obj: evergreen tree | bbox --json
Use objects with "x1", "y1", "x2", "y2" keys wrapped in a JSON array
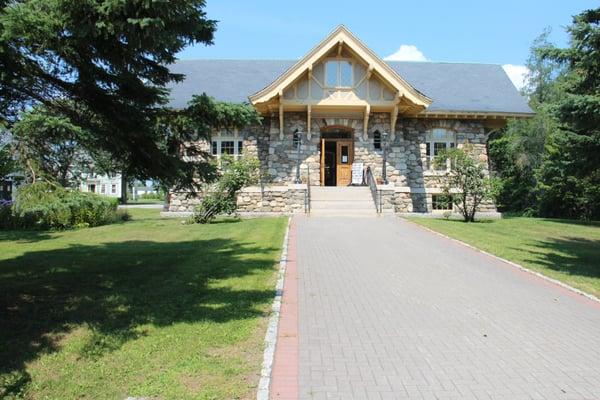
[
  {"x1": 537, "y1": 8, "x2": 600, "y2": 219},
  {"x1": 0, "y1": 0, "x2": 258, "y2": 192}
]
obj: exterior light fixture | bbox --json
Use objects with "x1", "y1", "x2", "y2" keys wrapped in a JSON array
[{"x1": 294, "y1": 130, "x2": 303, "y2": 184}]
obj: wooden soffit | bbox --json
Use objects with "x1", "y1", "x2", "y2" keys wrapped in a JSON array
[{"x1": 248, "y1": 25, "x2": 432, "y2": 112}]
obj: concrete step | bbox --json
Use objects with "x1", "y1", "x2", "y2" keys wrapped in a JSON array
[
  {"x1": 310, "y1": 189, "x2": 373, "y2": 201},
  {"x1": 310, "y1": 200, "x2": 375, "y2": 210},
  {"x1": 309, "y1": 209, "x2": 379, "y2": 217}
]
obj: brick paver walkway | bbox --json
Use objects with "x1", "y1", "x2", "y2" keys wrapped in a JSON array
[{"x1": 295, "y1": 216, "x2": 600, "y2": 400}]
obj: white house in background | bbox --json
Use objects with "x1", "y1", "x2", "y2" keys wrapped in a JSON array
[{"x1": 79, "y1": 173, "x2": 122, "y2": 198}]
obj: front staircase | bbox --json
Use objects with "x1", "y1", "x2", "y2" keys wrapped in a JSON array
[{"x1": 309, "y1": 186, "x2": 378, "y2": 217}]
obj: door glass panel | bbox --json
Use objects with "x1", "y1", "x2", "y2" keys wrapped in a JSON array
[{"x1": 341, "y1": 145, "x2": 349, "y2": 164}]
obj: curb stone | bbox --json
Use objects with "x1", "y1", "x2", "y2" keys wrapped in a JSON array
[{"x1": 257, "y1": 217, "x2": 291, "y2": 400}]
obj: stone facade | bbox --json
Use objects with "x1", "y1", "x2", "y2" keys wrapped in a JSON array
[
  {"x1": 237, "y1": 185, "x2": 307, "y2": 213},
  {"x1": 165, "y1": 112, "x2": 498, "y2": 215}
]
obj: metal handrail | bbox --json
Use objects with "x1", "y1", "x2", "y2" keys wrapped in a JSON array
[
  {"x1": 365, "y1": 166, "x2": 381, "y2": 213},
  {"x1": 305, "y1": 165, "x2": 311, "y2": 214}
]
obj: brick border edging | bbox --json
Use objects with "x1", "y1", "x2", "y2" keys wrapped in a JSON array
[
  {"x1": 257, "y1": 217, "x2": 292, "y2": 400},
  {"x1": 402, "y1": 217, "x2": 600, "y2": 306},
  {"x1": 269, "y1": 219, "x2": 299, "y2": 399}
]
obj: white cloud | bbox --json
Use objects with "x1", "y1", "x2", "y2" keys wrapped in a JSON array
[
  {"x1": 384, "y1": 45, "x2": 427, "y2": 62},
  {"x1": 502, "y1": 64, "x2": 529, "y2": 90}
]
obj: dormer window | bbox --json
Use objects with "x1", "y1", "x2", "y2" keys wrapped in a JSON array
[{"x1": 325, "y1": 60, "x2": 353, "y2": 88}]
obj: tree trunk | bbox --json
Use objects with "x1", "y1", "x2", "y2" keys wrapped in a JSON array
[{"x1": 120, "y1": 173, "x2": 127, "y2": 204}]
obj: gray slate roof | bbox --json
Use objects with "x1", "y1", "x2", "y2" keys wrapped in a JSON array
[{"x1": 167, "y1": 59, "x2": 532, "y2": 114}]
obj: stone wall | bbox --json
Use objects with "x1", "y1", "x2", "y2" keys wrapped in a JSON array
[
  {"x1": 166, "y1": 112, "x2": 498, "y2": 214},
  {"x1": 167, "y1": 191, "x2": 203, "y2": 212},
  {"x1": 237, "y1": 185, "x2": 307, "y2": 213},
  {"x1": 166, "y1": 185, "x2": 307, "y2": 214}
]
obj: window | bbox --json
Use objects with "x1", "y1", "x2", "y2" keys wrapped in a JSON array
[
  {"x1": 88, "y1": 184, "x2": 96, "y2": 193},
  {"x1": 292, "y1": 130, "x2": 300, "y2": 150},
  {"x1": 432, "y1": 195, "x2": 453, "y2": 211},
  {"x1": 425, "y1": 129, "x2": 456, "y2": 170},
  {"x1": 340, "y1": 61, "x2": 352, "y2": 87},
  {"x1": 111, "y1": 184, "x2": 116, "y2": 194},
  {"x1": 221, "y1": 141, "x2": 234, "y2": 155},
  {"x1": 211, "y1": 136, "x2": 244, "y2": 158},
  {"x1": 340, "y1": 145, "x2": 349, "y2": 164},
  {"x1": 373, "y1": 131, "x2": 382, "y2": 150},
  {"x1": 325, "y1": 60, "x2": 353, "y2": 88},
  {"x1": 101, "y1": 184, "x2": 106, "y2": 194}
]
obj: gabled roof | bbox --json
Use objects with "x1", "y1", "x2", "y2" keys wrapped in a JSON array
[
  {"x1": 248, "y1": 25, "x2": 431, "y2": 110},
  {"x1": 167, "y1": 60, "x2": 533, "y2": 115}
]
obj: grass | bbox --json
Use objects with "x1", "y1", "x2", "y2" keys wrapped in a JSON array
[
  {"x1": 0, "y1": 209, "x2": 287, "y2": 400},
  {"x1": 408, "y1": 216, "x2": 600, "y2": 297}
]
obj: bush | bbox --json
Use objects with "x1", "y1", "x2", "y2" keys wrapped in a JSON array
[
  {"x1": 138, "y1": 192, "x2": 164, "y2": 200},
  {"x1": 193, "y1": 156, "x2": 259, "y2": 224},
  {"x1": 4, "y1": 181, "x2": 120, "y2": 230},
  {"x1": 0, "y1": 199, "x2": 13, "y2": 228}
]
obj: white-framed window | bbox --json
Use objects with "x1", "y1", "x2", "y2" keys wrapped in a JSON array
[
  {"x1": 432, "y1": 194, "x2": 453, "y2": 211},
  {"x1": 325, "y1": 59, "x2": 353, "y2": 88},
  {"x1": 101, "y1": 184, "x2": 106, "y2": 194},
  {"x1": 425, "y1": 128, "x2": 455, "y2": 170},
  {"x1": 211, "y1": 136, "x2": 244, "y2": 158},
  {"x1": 111, "y1": 184, "x2": 116, "y2": 194}
]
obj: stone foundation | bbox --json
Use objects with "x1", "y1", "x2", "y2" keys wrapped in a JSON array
[
  {"x1": 165, "y1": 185, "x2": 308, "y2": 214},
  {"x1": 237, "y1": 185, "x2": 307, "y2": 213}
]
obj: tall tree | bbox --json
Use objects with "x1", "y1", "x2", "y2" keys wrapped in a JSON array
[
  {"x1": 0, "y1": 0, "x2": 257, "y2": 192},
  {"x1": 488, "y1": 30, "x2": 564, "y2": 214},
  {"x1": 537, "y1": 8, "x2": 600, "y2": 219},
  {"x1": 11, "y1": 106, "x2": 93, "y2": 186}
]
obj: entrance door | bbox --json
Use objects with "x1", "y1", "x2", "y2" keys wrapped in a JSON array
[
  {"x1": 320, "y1": 139, "x2": 337, "y2": 186},
  {"x1": 336, "y1": 140, "x2": 353, "y2": 186}
]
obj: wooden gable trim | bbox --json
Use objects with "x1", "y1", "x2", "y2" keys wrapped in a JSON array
[{"x1": 249, "y1": 25, "x2": 432, "y2": 110}]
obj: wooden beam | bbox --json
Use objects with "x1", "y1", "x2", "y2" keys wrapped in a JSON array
[
  {"x1": 363, "y1": 104, "x2": 370, "y2": 141},
  {"x1": 337, "y1": 40, "x2": 343, "y2": 56},
  {"x1": 307, "y1": 105, "x2": 312, "y2": 140},
  {"x1": 366, "y1": 65, "x2": 374, "y2": 79},
  {"x1": 279, "y1": 103, "x2": 284, "y2": 140},
  {"x1": 390, "y1": 104, "x2": 398, "y2": 141}
]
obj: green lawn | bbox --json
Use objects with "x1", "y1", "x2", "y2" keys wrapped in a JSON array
[
  {"x1": 408, "y1": 216, "x2": 600, "y2": 297},
  {"x1": 0, "y1": 209, "x2": 287, "y2": 400}
]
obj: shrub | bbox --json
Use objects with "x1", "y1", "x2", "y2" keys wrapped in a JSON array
[
  {"x1": 8, "y1": 181, "x2": 120, "y2": 229},
  {"x1": 138, "y1": 192, "x2": 164, "y2": 200},
  {"x1": 193, "y1": 156, "x2": 259, "y2": 224},
  {"x1": 0, "y1": 199, "x2": 13, "y2": 228},
  {"x1": 435, "y1": 145, "x2": 496, "y2": 222}
]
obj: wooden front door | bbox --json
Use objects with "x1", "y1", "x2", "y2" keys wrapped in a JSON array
[{"x1": 336, "y1": 140, "x2": 353, "y2": 186}]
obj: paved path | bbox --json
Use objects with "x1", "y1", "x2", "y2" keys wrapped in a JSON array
[{"x1": 294, "y1": 216, "x2": 600, "y2": 400}]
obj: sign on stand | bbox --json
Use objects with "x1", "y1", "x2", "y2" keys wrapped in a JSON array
[{"x1": 351, "y1": 162, "x2": 364, "y2": 185}]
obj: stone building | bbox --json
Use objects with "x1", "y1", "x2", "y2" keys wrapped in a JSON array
[{"x1": 165, "y1": 26, "x2": 532, "y2": 216}]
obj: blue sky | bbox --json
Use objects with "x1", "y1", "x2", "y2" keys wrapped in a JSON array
[{"x1": 177, "y1": 0, "x2": 597, "y2": 88}]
